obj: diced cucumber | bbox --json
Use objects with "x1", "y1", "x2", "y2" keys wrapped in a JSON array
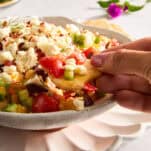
[
  {"x1": 3, "y1": 104, "x2": 18, "y2": 112},
  {"x1": 22, "y1": 97, "x2": 32, "y2": 107},
  {"x1": 3, "y1": 104, "x2": 27, "y2": 113},
  {"x1": 0, "y1": 79, "x2": 5, "y2": 87},
  {"x1": 94, "y1": 36, "x2": 100, "y2": 44},
  {"x1": 64, "y1": 70, "x2": 74, "y2": 80},
  {"x1": 72, "y1": 34, "x2": 85, "y2": 48},
  {"x1": 18, "y1": 89, "x2": 32, "y2": 107},
  {"x1": 0, "y1": 79, "x2": 9, "y2": 88},
  {"x1": 18, "y1": 89, "x2": 29, "y2": 101},
  {"x1": 0, "y1": 101, "x2": 7, "y2": 110}
]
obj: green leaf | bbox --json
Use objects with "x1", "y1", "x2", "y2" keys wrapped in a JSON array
[
  {"x1": 124, "y1": 1, "x2": 144, "y2": 12},
  {"x1": 147, "y1": 0, "x2": 151, "y2": 2},
  {"x1": 111, "y1": 0, "x2": 120, "y2": 2},
  {"x1": 97, "y1": 0, "x2": 120, "y2": 8},
  {"x1": 97, "y1": 0, "x2": 111, "y2": 8}
]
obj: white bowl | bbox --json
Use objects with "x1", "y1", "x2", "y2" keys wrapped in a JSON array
[{"x1": 0, "y1": 16, "x2": 132, "y2": 130}]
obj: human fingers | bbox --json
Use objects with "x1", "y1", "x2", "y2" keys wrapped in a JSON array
[
  {"x1": 105, "y1": 37, "x2": 151, "y2": 52},
  {"x1": 115, "y1": 90, "x2": 151, "y2": 112},
  {"x1": 91, "y1": 49, "x2": 151, "y2": 82},
  {"x1": 96, "y1": 74, "x2": 151, "y2": 94}
]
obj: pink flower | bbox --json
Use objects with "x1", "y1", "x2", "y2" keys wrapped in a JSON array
[{"x1": 107, "y1": 3, "x2": 123, "y2": 18}]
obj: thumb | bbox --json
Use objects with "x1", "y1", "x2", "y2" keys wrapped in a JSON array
[{"x1": 91, "y1": 49, "x2": 151, "y2": 82}]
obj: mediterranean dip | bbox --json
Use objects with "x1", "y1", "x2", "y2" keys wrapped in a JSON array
[{"x1": 0, "y1": 17, "x2": 119, "y2": 113}]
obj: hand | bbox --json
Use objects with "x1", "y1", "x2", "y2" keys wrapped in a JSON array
[{"x1": 91, "y1": 38, "x2": 151, "y2": 112}]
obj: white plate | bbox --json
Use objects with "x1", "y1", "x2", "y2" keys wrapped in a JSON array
[
  {"x1": 0, "y1": 16, "x2": 132, "y2": 130},
  {"x1": 1, "y1": 105, "x2": 150, "y2": 151}
]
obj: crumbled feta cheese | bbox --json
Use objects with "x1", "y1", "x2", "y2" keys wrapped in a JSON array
[
  {"x1": 56, "y1": 26, "x2": 68, "y2": 35},
  {"x1": 84, "y1": 31, "x2": 95, "y2": 48},
  {"x1": 16, "y1": 38, "x2": 25, "y2": 45},
  {"x1": 0, "y1": 72, "x2": 12, "y2": 83},
  {"x1": 37, "y1": 40, "x2": 60, "y2": 56},
  {"x1": 61, "y1": 47, "x2": 75, "y2": 56},
  {"x1": 25, "y1": 75, "x2": 42, "y2": 85},
  {"x1": 37, "y1": 35, "x2": 48, "y2": 43},
  {"x1": 3, "y1": 65, "x2": 22, "y2": 82},
  {"x1": 15, "y1": 51, "x2": 26, "y2": 72},
  {"x1": 41, "y1": 23, "x2": 53, "y2": 33},
  {"x1": 15, "y1": 48, "x2": 37, "y2": 72},
  {"x1": 0, "y1": 27, "x2": 10, "y2": 39},
  {"x1": 5, "y1": 42, "x2": 18, "y2": 57},
  {"x1": 66, "y1": 24, "x2": 80, "y2": 34},
  {"x1": 75, "y1": 65, "x2": 87, "y2": 75},
  {"x1": 3, "y1": 65, "x2": 17, "y2": 73},
  {"x1": 31, "y1": 25, "x2": 39, "y2": 33},
  {"x1": 66, "y1": 58, "x2": 76, "y2": 65},
  {"x1": 56, "y1": 36, "x2": 72, "y2": 48},
  {"x1": 45, "y1": 77, "x2": 63, "y2": 96},
  {"x1": 65, "y1": 58, "x2": 77, "y2": 70},
  {"x1": 10, "y1": 23, "x2": 25, "y2": 33},
  {"x1": 0, "y1": 51, "x2": 14, "y2": 64},
  {"x1": 30, "y1": 17, "x2": 41, "y2": 26},
  {"x1": 73, "y1": 97, "x2": 84, "y2": 110},
  {"x1": 64, "y1": 65, "x2": 76, "y2": 71}
]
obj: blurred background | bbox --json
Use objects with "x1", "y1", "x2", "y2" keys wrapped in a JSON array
[{"x1": 0, "y1": 0, "x2": 151, "y2": 38}]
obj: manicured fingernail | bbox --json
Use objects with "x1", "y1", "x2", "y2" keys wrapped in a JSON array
[{"x1": 91, "y1": 54, "x2": 107, "y2": 67}]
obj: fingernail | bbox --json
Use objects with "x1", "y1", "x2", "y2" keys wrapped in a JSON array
[{"x1": 91, "y1": 54, "x2": 107, "y2": 67}]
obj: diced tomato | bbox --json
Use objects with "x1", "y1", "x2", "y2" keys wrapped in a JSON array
[
  {"x1": 8, "y1": 87, "x2": 15, "y2": 94},
  {"x1": 8, "y1": 83, "x2": 22, "y2": 94},
  {"x1": 83, "y1": 47, "x2": 95, "y2": 59},
  {"x1": 39, "y1": 57, "x2": 51, "y2": 69},
  {"x1": 32, "y1": 93, "x2": 59, "y2": 113},
  {"x1": 64, "y1": 91, "x2": 76, "y2": 99},
  {"x1": 68, "y1": 52, "x2": 86, "y2": 65},
  {"x1": 53, "y1": 93, "x2": 63, "y2": 101},
  {"x1": 4, "y1": 60, "x2": 14, "y2": 66},
  {"x1": 83, "y1": 83, "x2": 97, "y2": 92},
  {"x1": 39, "y1": 56, "x2": 64, "y2": 78}
]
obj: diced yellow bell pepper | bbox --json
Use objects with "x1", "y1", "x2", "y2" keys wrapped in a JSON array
[
  {"x1": 0, "y1": 86, "x2": 6, "y2": 101},
  {"x1": 16, "y1": 104, "x2": 27, "y2": 113},
  {"x1": 59, "y1": 98, "x2": 76, "y2": 110},
  {"x1": 0, "y1": 100, "x2": 8, "y2": 110}
]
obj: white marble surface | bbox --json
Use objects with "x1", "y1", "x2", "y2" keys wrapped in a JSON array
[{"x1": 0, "y1": 0, "x2": 151, "y2": 151}]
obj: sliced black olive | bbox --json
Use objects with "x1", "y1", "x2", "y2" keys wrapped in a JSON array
[
  {"x1": 26, "y1": 83, "x2": 48, "y2": 94},
  {"x1": 0, "y1": 64, "x2": 4, "y2": 73},
  {"x1": 84, "y1": 93, "x2": 94, "y2": 107},
  {"x1": 18, "y1": 42, "x2": 28, "y2": 50},
  {"x1": 35, "y1": 68, "x2": 48, "y2": 81},
  {"x1": 0, "y1": 42, "x2": 3, "y2": 51}
]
